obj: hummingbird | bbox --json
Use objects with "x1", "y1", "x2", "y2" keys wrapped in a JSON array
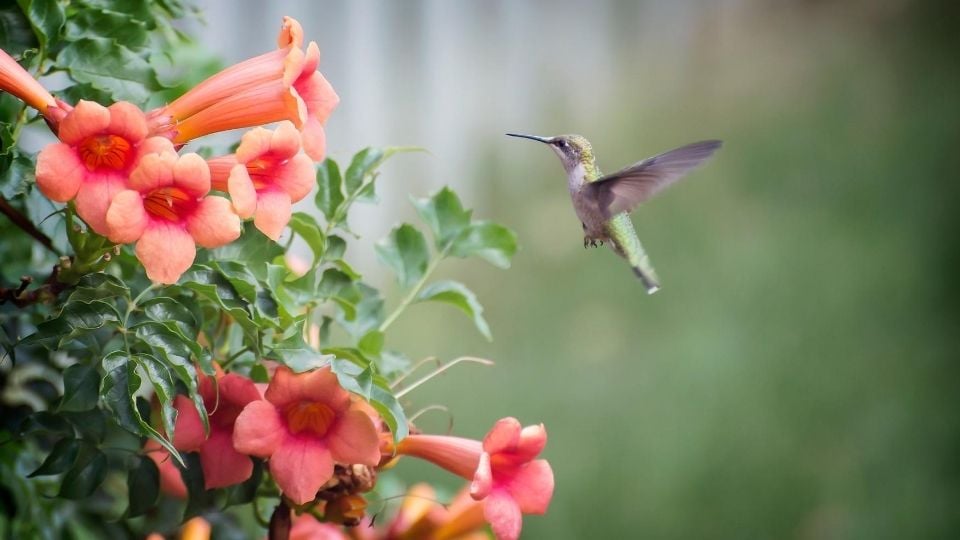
[{"x1": 506, "y1": 133, "x2": 721, "y2": 294}]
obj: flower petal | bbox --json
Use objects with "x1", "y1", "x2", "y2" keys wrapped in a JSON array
[
  {"x1": 226, "y1": 164, "x2": 257, "y2": 218},
  {"x1": 75, "y1": 172, "x2": 127, "y2": 235},
  {"x1": 506, "y1": 460, "x2": 554, "y2": 515},
  {"x1": 273, "y1": 153, "x2": 314, "y2": 202},
  {"x1": 134, "y1": 136, "x2": 177, "y2": 161},
  {"x1": 235, "y1": 126, "x2": 273, "y2": 164},
  {"x1": 483, "y1": 417, "x2": 522, "y2": 455},
  {"x1": 129, "y1": 152, "x2": 176, "y2": 193},
  {"x1": 106, "y1": 189, "x2": 147, "y2": 244},
  {"x1": 513, "y1": 424, "x2": 548, "y2": 462},
  {"x1": 106, "y1": 101, "x2": 147, "y2": 143},
  {"x1": 145, "y1": 438, "x2": 187, "y2": 499},
  {"x1": 470, "y1": 451, "x2": 493, "y2": 500},
  {"x1": 270, "y1": 437, "x2": 333, "y2": 505},
  {"x1": 483, "y1": 489, "x2": 523, "y2": 540},
  {"x1": 58, "y1": 100, "x2": 110, "y2": 146},
  {"x1": 216, "y1": 373, "x2": 263, "y2": 424},
  {"x1": 297, "y1": 71, "x2": 339, "y2": 125},
  {"x1": 233, "y1": 399, "x2": 284, "y2": 457},
  {"x1": 173, "y1": 153, "x2": 211, "y2": 197},
  {"x1": 253, "y1": 188, "x2": 292, "y2": 241},
  {"x1": 264, "y1": 366, "x2": 350, "y2": 411},
  {"x1": 268, "y1": 120, "x2": 302, "y2": 160},
  {"x1": 199, "y1": 427, "x2": 253, "y2": 489},
  {"x1": 187, "y1": 195, "x2": 241, "y2": 248},
  {"x1": 135, "y1": 222, "x2": 196, "y2": 284},
  {"x1": 172, "y1": 395, "x2": 206, "y2": 451},
  {"x1": 207, "y1": 155, "x2": 237, "y2": 192},
  {"x1": 326, "y1": 408, "x2": 381, "y2": 467},
  {"x1": 35, "y1": 143, "x2": 84, "y2": 202},
  {"x1": 299, "y1": 118, "x2": 327, "y2": 162}
]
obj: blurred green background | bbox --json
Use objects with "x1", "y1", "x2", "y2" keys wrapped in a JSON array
[{"x1": 211, "y1": 1, "x2": 959, "y2": 538}]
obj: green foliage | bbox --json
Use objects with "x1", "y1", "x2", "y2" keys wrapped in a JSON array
[{"x1": 0, "y1": 3, "x2": 518, "y2": 537}]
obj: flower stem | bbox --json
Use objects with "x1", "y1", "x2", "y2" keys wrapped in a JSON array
[
  {"x1": 0, "y1": 196, "x2": 58, "y2": 254},
  {"x1": 379, "y1": 245, "x2": 450, "y2": 333}
]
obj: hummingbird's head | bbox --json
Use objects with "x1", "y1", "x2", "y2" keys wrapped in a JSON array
[{"x1": 506, "y1": 133, "x2": 594, "y2": 173}]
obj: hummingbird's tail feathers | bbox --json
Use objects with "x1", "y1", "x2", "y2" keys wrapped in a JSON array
[{"x1": 632, "y1": 266, "x2": 661, "y2": 295}]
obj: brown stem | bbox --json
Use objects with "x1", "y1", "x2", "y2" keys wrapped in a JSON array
[
  {"x1": 268, "y1": 499, "x2": 292, "y2": 540},
  {"x1": 0, "y1": 263, "x2": 65, "y2": 307},
  {"x1": 0, "y1": 196, "x2": 58, "y2": 254}
]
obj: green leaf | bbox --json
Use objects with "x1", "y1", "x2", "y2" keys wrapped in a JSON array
[
  {"x1": 315, "y1": 158, "x2": 344, "y2": 221},
  {"x1": 58, "y1": 445, "x2": 107, "y2": 499},
  {"x1": 412, "y1": 187, "x2": 472, "y2": 249},
  {"x1": 181, "y1": 452, "x2": 216, "y2": 520},
  {"x1": 64, "y1": 6, "x2": 148, "y2": 50},
  {"x1": 137, "y1": 354, "x2": 178, "y2": 442},
  {"x1": 270, "y1": 320, "x2": 334, "y2": 373},
  {"x1": 331, "y1": 358, "x2": 408, "y2": 441},
  {"x1": 127, "y1": 455, "x2": 159, "y2": 518},
  {"x1": 415, "y1": 280, "x2": 492, "y2": 340},
  {"x1": 179, "y1": 265, "x2": 260, "y2": 349},
  {"x1": 55, "y1": 37, "x2": 160, "y2": 104},
  {"x1": 224, "y1": 458, "x2": 263, "y2": 507},
  {"x1": 59, "y1": 364, "x2": 99, "y2": 412},
  {"x1": 289, "y1": 212, "x2": 326, "y2": 264},
  {"x1": 15, "y1": 0, "x2": 64, "y2": 49},
  {"x1": 209, "y1": 222, "x2": 284, "y2": 280},
  {"x1": 132, "y1": 322, "x2": 207, "y2": 430},
  {"x1": 141, "y1": 296, "x2": 198, "y2": 338},
  {"x1": 358, "y1": 330, "x2": 384, "y2": 357},
  {"x1": 0, "y1": 6, "x2": 38, "y2": 56},
  {"x1": 100, "y1": 351, "x2": 182, "y2": 465},
  {"x1": 28, "y1": 438, "x2": 80, "y2": 477},
  {"x1": 323, "y1": 234, "x2": 346, "y2": 262},
  {"x1": 22, "y1": 300, "x2": 119, "y2": 348},
  {"x1": 450, "y1": 221, "x2": 518, "y2": 268},
  {"x1": 375, "y1": 224, "x2": 430, "y2": 289},
  {"x1": 337, "y1": 283, "x2": 384, "y2": 339},
  {"x1": 65, "y1": 273, "x2": 129, "y2": 304}
]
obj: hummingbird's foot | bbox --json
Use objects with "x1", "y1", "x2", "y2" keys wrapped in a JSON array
[{"x1": 583, "y1": 237, "x2": 590, "y2": 249}]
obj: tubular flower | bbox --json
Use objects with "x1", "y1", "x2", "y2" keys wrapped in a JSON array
[
  {"x1": 146, "y1": 17, "x2": 307, "y2": 143},
  {"x1": 0, "y1": 49, "x2": 55, "y2": 113},
  {"x1": 385, "y1": 483, "x2": 487, "y2": 540},
  {"x1": 277, "y1": 16, "x2": 339, "y2": 161},
  {"x1": 172, "y1": 371, "x2": 261, "y2": 490},
  {"x1": 104, "y1": 151, "x2": 241, "y2": 283},
  {"x1": 35, "y1": 100, "x2": 170, "y2": 235},
  {"x1": 288, "y1": 514, "x2": 350, "y2": 540},
  {"x1": 232, "y1": 365, "x2": 381, "y2": 505},
  {"x1": 207, "y1": 121, "x2": 313, "y2": 240},
  {"x1": 394, "y1": 418, "x2": 555, "y2": 540}
]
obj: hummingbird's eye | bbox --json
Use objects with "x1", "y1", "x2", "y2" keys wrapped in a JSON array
[{"x1": 556, "y1": 140, "x2": 567, "y2": 148}]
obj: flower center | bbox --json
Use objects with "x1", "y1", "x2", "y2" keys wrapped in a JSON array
[
  {"x1": 247, "y1": 157, "x2": 284, "y2": 190},
  {"x1": 285, "y1": 401, "x2": 335, "y2": 436},
  {"x1": 78, "y1": 134, "x2": 132, "y2": 171},
  {"x1": 143, "y1": 187, "x2": 195, "y2": 222}
]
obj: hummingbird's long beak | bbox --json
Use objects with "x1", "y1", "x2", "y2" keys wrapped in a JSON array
[{"x1": 506, "y1": 133, "x2": 551, "y2": 144}]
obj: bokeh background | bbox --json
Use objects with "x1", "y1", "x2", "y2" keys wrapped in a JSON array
[{"x1": 194, "y1": 1, "x2": 959, "y2": 538}]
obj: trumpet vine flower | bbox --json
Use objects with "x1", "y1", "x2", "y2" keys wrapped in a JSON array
[
  {"x1": 232, "y1": 365, "x2": 381, "y2": 505},
  {"x1": 35, "y1": 100, "x2": 171, "y2": 235},
  {"x1": 105, "y1": 151, "x2": 241, "y2": 283},
  {"x1": 172, "y1": 371, "x2": 262, "y2": 489},
  {"x1": 0, "y1": 49, "x2": 56, "y2": 114},
  {"x1": 277, "y1": 16, "x2": 339, "y2": 161},
  {"x1": 144, "y1": 438, "x2": 187, "y2": 499},
  {"x1": 207, "y1": 121, "x2": 313, "y2": 240},
  {"x1": 394, "y1": 418, "x2": 555, "y2": 540}
]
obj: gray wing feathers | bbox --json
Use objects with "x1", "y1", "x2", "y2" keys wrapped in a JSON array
[{"x1": 588, "y1": 140, "x2": 722, "y2": 217}]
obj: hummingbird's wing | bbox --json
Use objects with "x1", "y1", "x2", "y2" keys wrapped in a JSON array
[{"x1": 587, "y1": 140, "x2": 722, "y2": 218}]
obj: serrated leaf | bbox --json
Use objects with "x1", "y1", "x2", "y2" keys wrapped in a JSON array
[
  {"x1": 412, "y1": 187, "x2": 472, "y2": 250},
  {"x1": 375, "y1": 224, "x2": 430, "y2": 289},
  {"x1": 28, "y1": 437, "x2": 80, "y2": 477},
  {"x1": 270, "y1": 320, "x2": 334, "y2": 372},
  {"x1": 323, "y1": 234, "x2": 346, "y2": 262},
  {"x1": 65, "y1": 7, "x2": 148, "y2": 50},
  {"x1": 416, "y1": 280, "x2": 491, "y2": 340},
  {"x1": 209, "y1": 222, "x2": 283, "y2": 280},
  {"x1": 101, "y1": 351, "x2": 183, "y2": 465},
  {"x1": 0, "y1": 6, "x2": 38, "y2": 56},
  {"x1": 127, "y1": 455, "x2": 159, "y2": 517},
  {"x1": 358, "y1": 330, "x2": 384, "y2": 357},
  {"x1": 59, "y1": 364, "x2": 99, "y2": 412},
  {"x1": 137, "y1": 354, "x2": 177, "y2": 442},
  {"x1": 450, "y1": 221, "x2": 518, "y2": 268},
  {"x1": 16, "y1": 0, "x2": 64, "y2": 49},
  {"x1": 58, "y1": 445, "x2": 107, "y2": 499},
  {"x1": 22, "y1": 300, "x2": 119, "y2": 348},
  {"x1": 330, "y1": 358, "x2": 407, "y2": 441},
  {"x1": 56, "y1": 37, "x2": 160, "y2": 104},
  {"x1": 289, "y1": 212, "x2": 326, "y2": 264},
  {"x1": 336, "y1": 283, "x2": 384, "y2": 339},
  {"x1": 141, "y1": 296, "x2": 198, "y2": 337},
  {"x1": 315, "y1": 158, "x2": 344, "y2": 221},
  {"x1": 179, "y1": 265, "x2": 261, "y2": 350},
  {"x1": 132, "y1": 322, "x2": 207, "y2": 430},
  {"x1": 65, "y1": 273, "x2": 129, "y2": 304}
]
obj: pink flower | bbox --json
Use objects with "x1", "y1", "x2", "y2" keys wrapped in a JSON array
[
  {"x1": 207, "y1": 121, "x2": 313, "y2": 240},
  {"x1": 144, "y1": 438, "x2": 187, "y2": 499},
  {"x1": 232, "y1": 365, "x2": 381, "y2": 505},
  {"x1": 34, "y1": 100, "x2": 171, "y2": 235},
  {"x1": 146, "y1": 17, "x2": 308, "y2": 144},
  {"x1": 288, "y1": 514, "x2": 350, "y2": 540},
  {"x1": 394, "y1": 418, "x2": 555, "y2": 540},
  {"x1": 105, "y1": 151, "x2": 241, "y2": 283},
  {"x1": 172, "y1": 371, "x2": 261, "y2": 490},
  {"x1": 277, "y1": 16, "x2": 339, "y2": 161}
]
